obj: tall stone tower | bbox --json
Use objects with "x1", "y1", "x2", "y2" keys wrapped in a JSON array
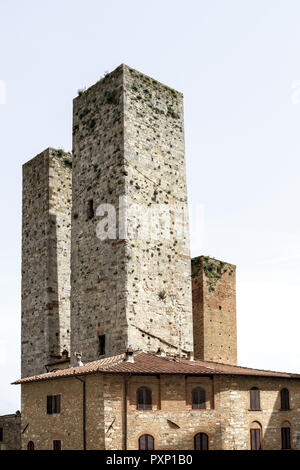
[
  {"x1": 192, "y1": 256, "x2": 237, "y2": 365},
  {"x1": 21, "y1": 148, "x2": 72, "y2": 377},
  {"x1": 71, "y1": 64, "x2": 193, "y2": 362}
]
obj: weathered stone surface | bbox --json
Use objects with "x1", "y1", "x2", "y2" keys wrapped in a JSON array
[
  {"x1": 0, "y1": 412, "x2": 21, "y2": 450},
  {"x1": 71, "y1": 65, "x2": 193, "y2": 363},
  {"x1": 21, "y1": 148, "x2": 72, "y2": 377}
]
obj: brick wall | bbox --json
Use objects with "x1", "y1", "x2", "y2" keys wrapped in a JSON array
[
  {"x1": 20, "y1": 373, "x2": 300, "y2": 450},
  {"x1": 192, "y1": 256, "x2": 237, "y2": 364}
]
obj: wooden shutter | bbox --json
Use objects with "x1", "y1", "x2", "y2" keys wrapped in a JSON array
[
  {"x1": 192, "y1": 388, "x2": 206, "y2": 409},
  {"x1": 47, "y1": 395, "x2": 53, "y2": 414},
  {"x1": 27, "y1": 441, "x2": 34, "y2": 450},
  {"x1": 281, "y1": 428, "x2": 291, "y2": 449},
  {"x1": 139, "y1": 434, "x2": 154, "y2": 450},
  {"x1": 250, "y1": 429, "x2": 261, "y2": 450},
  {"x1": 139, "y1": 434, "x2": 146, "y2": 450},
  {"x1": 144, "y1": 388, "x2": 152, "y2": 410},
  {"x1": 281, "y1": 389, "x2": 290, "y2": 410},
  {"x1": 53, "y1": 440, "x2": 61, "y2": 450},
  {"x1": 54, "y1": 395, "x2": 61, "y2": 413},
  {"x1": 194, "y1": 432, "x2": 209, "y2": 450},
  {"x1": 137, "y1": 388, "x2": 144, "y2": 410},
  {"x1": 250, "y1": 388, "x2": 260, "y2": 410}
]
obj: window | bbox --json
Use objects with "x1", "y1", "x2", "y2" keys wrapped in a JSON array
[
  {"x1": 194, "y1": 432, "x2": 209, "y2": 450},
  {"x1": 47, "y1": 395, "x2": 61, "y2": 414},
  {"x1": 281, "y1": 427, "x2": 291, "y2": 450},
  {"x1": 192, "y1": 387, "x2": 206, "y2": 409},
  {"x1": 250, "y1": 387, "x2": 260, "y2": 410},
  {"x1": 53, "y1": 440, "x2": 62, "y2": 450},
  {"x1": 98, "y1": 334, "x2": 106, "y2": 356},
  {"x1": 250, "y1": 428, "x2": 261, "y2": 450},
  {"x1": 139, "y1": 434, "x2": 154, "y2": 450},
  {"x1": 27, "y1": 441, "x2": 34, "y2": 450},
  {"x1": 0, "y1": 427, "x2": 3, "y2": 442},
  {"x1": 87, "y1": 199, "x2": 94, "y2": 219},
  {"x1": 281, "y1": 388, "x2": 290, "y2": 410},
  {"x1": 137, "y1": 387, "x2": 152, "y2": 410}
]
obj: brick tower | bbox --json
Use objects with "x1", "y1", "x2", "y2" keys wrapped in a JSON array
[
  {"x1": 71, "y1": 64, "x2": 193, "y2": 363},
  {"x1": 192, "y1": 256, "x2": 237, "y2": 365},
  {"x1": 21, "y1": 148, "x2": 72, "y2": 377}
]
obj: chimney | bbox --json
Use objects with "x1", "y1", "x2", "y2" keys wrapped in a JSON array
[
  {"x1": 156, "y1": 347, "x2": 166, "y2": 357},
  {"x1": 124, "y1": 348, "x2": 134, "y2": 363},
  {"x1": 75, "y1": 352, "x2": 83, "y2": 366},
  {"x1": 187, "y1": 351, "x2": 194, "y2": 361},
  {"x1": 62, "y1": 349, "x2": 69, "y2": 360}
]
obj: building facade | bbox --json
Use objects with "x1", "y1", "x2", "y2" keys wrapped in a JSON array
[
  {"x1": 16, "y1": 352, "x2": 300, "y2": 450},
  {"x1": 11, "y1": 65, "x2": 300, "y2": 450}
]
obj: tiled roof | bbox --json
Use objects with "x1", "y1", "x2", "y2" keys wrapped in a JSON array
[{"x1": 12, "y1": 351, "x2": 300, "y2": 384}]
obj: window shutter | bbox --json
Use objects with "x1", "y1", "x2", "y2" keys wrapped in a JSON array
[
  {"x1": 250, "y1": 388, "x2": 260, "y2": 410},
  {"x1": 145, "y1": 388, "x2": 152, "y2": 410},
  {"x1": 281, "y1": 389, "x2": 290, "y2": 410},
  {"x1": 194, "y1": 432, "x2": 209, "y2": 450},
  {"x1": 281, "y1": 428, "x2": 291, "y2": 450},
  {"x1": 137, "y1": 388, "x2": 144, "y2": 410},
  {"x1": 250, "y1": 429, "x2": 261, "y2": 450},
  {"x1": 139, "y1": 435, "x2": 146, "y2": 450},
  {"x1": 54, "y1": 395, "x2": 61, "y2": 413},
  {"x1": 53, "y1": 440, "x2": 61, "y2": 450},
  {"x1": 47, "y1": 395, "x2": 53, "y2": 414}
]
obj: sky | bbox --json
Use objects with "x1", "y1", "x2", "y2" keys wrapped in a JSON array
[{"x1": 1, "y1": 0, "x2": 300, "y2": 414}]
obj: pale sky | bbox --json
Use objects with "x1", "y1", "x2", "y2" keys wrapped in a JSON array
[{"x1": 1, "y1": 0, "x2": 300, "y2": 414}]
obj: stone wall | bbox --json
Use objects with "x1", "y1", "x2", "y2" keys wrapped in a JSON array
[
  {"x1": 71, "y1": 65, "x2": 193, "y2": 364},
  {"x1": 20, "y1": 372, "x2": 300, "y2": 450},
  {"x1": 192, "y1": 256, "x2": 237, "y2": 364},
  {"x1": 0, "y1": 413, "x2": 21, "y2": 450},
  {"x1": 22, "y1": 148, "x2": 72, "y2": 377}
]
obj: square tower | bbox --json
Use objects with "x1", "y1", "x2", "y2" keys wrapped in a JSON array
[
  {"x1": 192, "y1": 256, "x2": 237, "y2": 365},
  {"x1": 21, "y1": 148, "x2": 72, "y2": 377},
  {"x1": 71, "y1": 65, "x2": 193, "y2": 362}
]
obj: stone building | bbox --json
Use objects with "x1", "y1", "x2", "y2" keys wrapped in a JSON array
[
  {"x1": 10, "y1": 65, "x2": 300, "y2": 450},
  {"x1": 0, "y1": 412, "x2": 21, "y2": 450}
]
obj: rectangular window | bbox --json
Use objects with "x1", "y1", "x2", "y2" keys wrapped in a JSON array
[
  {"x1": 281, "y1": 427, "x2": 291, "y2": 450},
  {"x1": 53, "y1": 440, "x2": 61, "y2": 450},
  {"x1": 250, "y1": 429, "x2": 261, "y2": 450},
  {"x1": 98, "y1": 334, "x2": 105, "y2": 356},
  {"x1": 0, "y1": 427, "x2": 3, "y2": 442},
  {"x1": 47, "y1": 395, "x2": 61, "y2": 414}
]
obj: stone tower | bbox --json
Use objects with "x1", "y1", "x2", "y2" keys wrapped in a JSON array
[
  {"x1": 71, "y1": 64, "x2": 193, "y2": 363},
  {"x1": 21, "y1": 148, "x2": 72, "y2": 377},
  {"x1": 192, "y1": 256, "x2": 237, "y2": 365}
]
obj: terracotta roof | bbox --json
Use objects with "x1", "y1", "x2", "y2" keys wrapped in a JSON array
[{"x1": 12, "y1": 351, "x2": 300, "y2": 384}]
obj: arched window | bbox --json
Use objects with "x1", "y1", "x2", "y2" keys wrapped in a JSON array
[
  {"x1": 137, "y1": 387, "x2": 152, "y2": 410},
  {"x1": 27, "y1": 441, "x2": 34, "y2": 450},
  {"x1": 194, "y1": 432, "x2": 209, "y2": 450},
  {"x1": 250, "y1": 422, "x2": 262, "y2": 450},
  {"x1": 250, "y1": 387, "x2": 260, "y2": 410},
  {"x1": 139, "y1": 434, "x2": 154, "y2": 450},
  {"x1": 280, "y1": 388, "x2": 290, "y2": 410},
  {"x1": 192, "y1": 387, "x2": 206, "y2": 409}
]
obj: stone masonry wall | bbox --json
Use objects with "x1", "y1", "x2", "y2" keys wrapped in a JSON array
[
  {"x1": 22, "y1": 148, "x2": 72, "y2": 377},
  {"x1": 20, "y1": 372, "x2": 300, "y2": 450},
  {"x1": 71, "y1": 65, "x2": 193, "y2": 363},
  {"x1": 0, "y1": 413, "x2": 21, "y2": 450},
  {"x1": 192, "y1": 256, "x2": 237, "y2": 364}
]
